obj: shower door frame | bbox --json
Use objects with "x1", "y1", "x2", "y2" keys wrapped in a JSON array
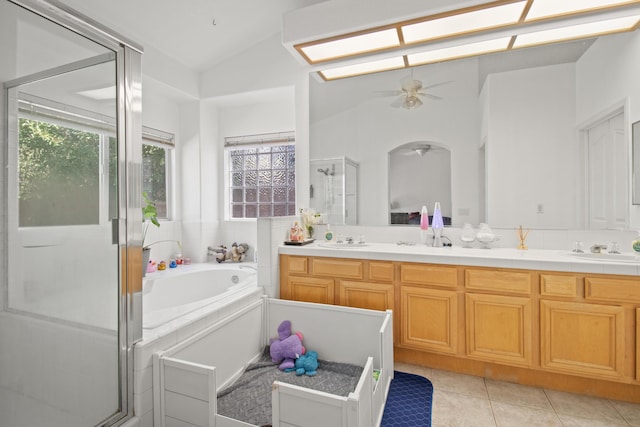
[{"x1": 4, "y1": 1, "x2": 144, "y2": 425}]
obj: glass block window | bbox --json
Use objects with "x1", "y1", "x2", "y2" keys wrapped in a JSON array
[{"x1": 227, "y1": 134, "x2": 296, "y2": 219}]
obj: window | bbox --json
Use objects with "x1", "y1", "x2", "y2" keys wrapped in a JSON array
[
  {"x1": 226, "y1": 132, "x2": 296, "y2": 219},
  {"x1": 18, "y1": 117, "x2": 103, "y2": 226},
  {"x1": 17, "y1": 93, "x2": 173, "y2": 226},
  {"x1": 142, "y1": 128, "x2": 174, "y2": 220}
]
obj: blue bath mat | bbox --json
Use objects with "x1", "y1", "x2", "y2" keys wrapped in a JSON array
[{"x1": 381, "y1": 371, "x2": 434, "y2": 426}]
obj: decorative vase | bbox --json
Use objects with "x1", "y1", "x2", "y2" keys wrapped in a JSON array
[
  {"x1": 633, "y1": 238, "x2": 640, "y2": 254},
  {"x1": 306, "y1": 225, "x2": 314, "y2": 240},
  {"x1": 460, "y1": 223, "x2": 475, "y2": 247}
]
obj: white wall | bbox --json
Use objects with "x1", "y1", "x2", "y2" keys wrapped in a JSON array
[
  {"x1": 483, "y1": 63, "x2": 577, "y2": 229},
  {"x1": 576, "y1": 30, "x2": 640, "y2": 230},
  {"x1": 213, "y1": 94, "x2": 296, "y2": 259}
]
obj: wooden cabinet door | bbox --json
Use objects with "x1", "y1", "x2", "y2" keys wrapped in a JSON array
[
  {"x1": 284, "y1": 276, "x2": 335, "y2": 305},
  {"x1": 637, "y1": 308, "x2": 640, "y2": 381},
  {"x1": 338, "y1": 281, "x2": 394, "y2": 312},
  {"x1": 400, "y1": 286, "x2": 458, "y2": 354},
  {"x1": 540, "y1": 300, "x2": 625, "y2": 380},
  {"x1": 466, "y1": 293, "x2": 532, "y2": 367}
]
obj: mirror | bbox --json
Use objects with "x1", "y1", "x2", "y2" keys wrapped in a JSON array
[
  {"x1": 634, "y1": 120, "x2": 640, "y2": 205},
  {"x1": 309, "y1": 29, "x2": 640, "y2": 230}
]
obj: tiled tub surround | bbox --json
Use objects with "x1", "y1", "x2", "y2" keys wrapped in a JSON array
[
  {"x1": 133, "y1": 279, "x2": 263, "y2": 426},
  {"x1": 278, "y1": 241, "x2": 639, "y2": 404}
]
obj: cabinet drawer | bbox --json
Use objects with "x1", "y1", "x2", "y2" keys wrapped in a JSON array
[
  {"x1": 540, "y1": 274, "x2": 578, "y2": 298},
  {"x1": 312, "y1": 258, "x2": 364, "y2": 279},
  {"x1": 585, "y1": 276, "x2": 640, "y2": 304},
  {"x1": 287, "y1": 256, "x2": 308, "y2": 274},
  {"x1": 368, "y1": 262, "x2": 394, "y2": 282},
  {"x1": 465, "y1": 269, "x2": 532, "y2": 295},
  {"x1": 400, "y1": 263, "x2": 458, "y2": 288}
]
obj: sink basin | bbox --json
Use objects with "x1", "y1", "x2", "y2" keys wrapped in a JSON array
[
  {"x1": 318, "y1": 242, "x2": 369, "y2": 249},
  {"x1": 568, "y1": 252, "x2": 640, "y2": 263}
]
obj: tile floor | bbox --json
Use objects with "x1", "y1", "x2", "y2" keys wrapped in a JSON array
[{"x1": 395, "y1": 363, "x2": 640, "y2": 427}]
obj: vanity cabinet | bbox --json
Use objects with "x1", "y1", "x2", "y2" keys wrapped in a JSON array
[
  {"x1": 400, "y1": 286, "x2": 459, "y2": 354},
  {"x1": 279, "y1": 253, "x2": 640, "y2": 402},
  {"x1": 338, "y1": 281, "x2": 394, "y2": 311},
  {"x1": 464, "y1": 268, "x2": 533, "y2": 367},
  {"x1": 279, "y1": 255, "x2": 394, "y2": 311},
  {"x1": 397, "y1": 263, "x2": 460, "y2": 354},
  {"x1": 284, "y1": 275, "x2": 335, "y2": 304},
  {"x1": 466, "y1": 293, "x2": 532, "y2": 367},
  {"x1": 540, "y1": 300, "x2": 625, "y2": 379}
]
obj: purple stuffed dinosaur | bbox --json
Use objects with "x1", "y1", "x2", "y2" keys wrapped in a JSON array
[{"x1": 269, "y1": 320, "x2": 306, "y2": 371}]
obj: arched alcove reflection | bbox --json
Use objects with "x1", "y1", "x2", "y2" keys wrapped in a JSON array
[{"x1": 389, "y1": 141, "x2": 452, "y2": 225}]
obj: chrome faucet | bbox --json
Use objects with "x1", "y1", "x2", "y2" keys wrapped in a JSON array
[{"x1": 590, "y1": 244, "x2": 608, "y2": 254}]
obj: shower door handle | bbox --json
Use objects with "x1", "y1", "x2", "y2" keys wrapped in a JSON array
[{"x1": 111, "y1": 218, "x2": 119, "y2": 245}]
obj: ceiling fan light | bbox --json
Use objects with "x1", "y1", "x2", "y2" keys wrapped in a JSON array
[
  {"x1": 402, "y1": 1, "x2": 527, "y2": 44},
  {"x1": 404, "y1": 95, "x2": 423, "y2": 109},
  {"x1": 320, "y1": 56, "x2": 405, "y2": 80},
  {"x1": 525, "y1": 0, "x2": 639, "y2": 21},
  {"x1": 407, "y1": 37, "x2": 511, "y2": 66},
  {"x1": 513, "y1": 14, "x2": 640, "y2": 48},
  {"x1": 300, "y1": 28, "x2": 400, "y2": 63}
]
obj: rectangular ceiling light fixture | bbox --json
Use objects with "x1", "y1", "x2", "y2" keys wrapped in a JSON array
[
  {"x1": 299, "y1": 28, "x2": 400, "y2": 63},
  {"x1": 295, "y1": 0, "x2": 640, "y2": 80},
  {"x1": 320, "y1": 56, "x2": 405, "y2": 80},
  {"x1": 525, "y1": 0, "x2": 640, "y2": 21},
  {"x1": 514, "y1": 14, "x2": 640, "y2": 47},
  {"x1": 407, "y1": 37, "x2": 512, "y2": 66},
  {"x1": 401, "y1": 1, "x2": 527, "y2": 44}
]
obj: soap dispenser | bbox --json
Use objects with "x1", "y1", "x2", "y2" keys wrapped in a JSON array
[{"x1": 324, "y1": 224, "x2": 334, "y2": 242}]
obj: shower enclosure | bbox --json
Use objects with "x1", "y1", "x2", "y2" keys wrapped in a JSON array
[
  {"x1": 1, "y1": 1, "x2": 142, "y2": 426},
  {"x1": 310, "y1": 157, "x2": 359, "y2": 225}
]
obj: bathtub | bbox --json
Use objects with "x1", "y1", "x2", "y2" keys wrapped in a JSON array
[{"x1": 142, "y1": 263, "x2": 259, "y2": 329}]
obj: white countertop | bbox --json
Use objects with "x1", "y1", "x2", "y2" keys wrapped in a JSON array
[{"x1": 279, "y1": 242, "x2": 640, "y2": 276}]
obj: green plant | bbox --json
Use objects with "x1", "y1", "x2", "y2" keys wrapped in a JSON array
[{"x1": 142, "y1": 191, "x2": 160, "y2": 247}]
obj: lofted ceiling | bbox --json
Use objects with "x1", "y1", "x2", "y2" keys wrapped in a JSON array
[
  {"x1": 56, "y1": 0, "x2": 327, "y2": 72},
  {"x1": 51, "y1": 0, "x2": 599, "y2": 112}
]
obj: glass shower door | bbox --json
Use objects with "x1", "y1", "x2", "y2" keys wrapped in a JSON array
[{"x1": 1, "y1": 1, "x2": 136, "y2": 425}]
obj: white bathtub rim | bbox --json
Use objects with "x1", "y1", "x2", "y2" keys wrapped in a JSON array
[{"x1": 142, "y1": 262, "x2": 259, "y2": 330}]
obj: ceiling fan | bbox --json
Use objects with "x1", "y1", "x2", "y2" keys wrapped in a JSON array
[
  {"x1": 374, "y1": 72, "x2": 452, "y2": 109},
  {"x1": 396, "y1": 143, "x2": 443, "y2": 157}
]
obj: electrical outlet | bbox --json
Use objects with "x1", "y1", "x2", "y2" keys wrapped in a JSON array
[{"x1": 537, "y1": 203, "x2": 544, "y2": 214}]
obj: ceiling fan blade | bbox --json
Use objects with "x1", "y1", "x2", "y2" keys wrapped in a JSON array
[
  {"x1": 422, "y1": 80, "x2": 454, "y2": 90},
  {"x1": 417, "y1": 92, "x2": 443, "y2": 101},
  {"x1": 372, "y1": 90, "x2": 404, "y2": 97}
]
